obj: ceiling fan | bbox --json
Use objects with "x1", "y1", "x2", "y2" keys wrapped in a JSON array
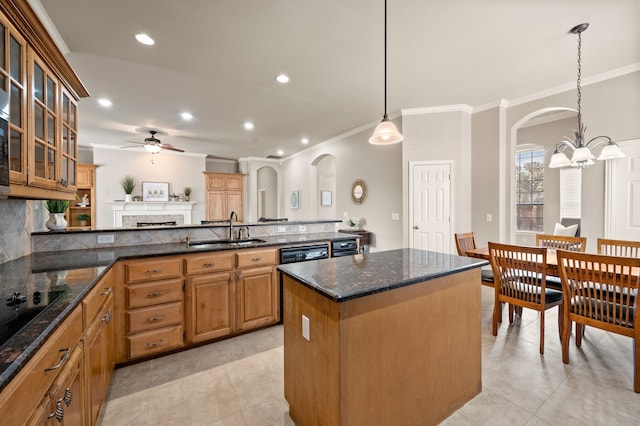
[{"x1": 122, "y1": 130, "x2": 184, "y2": 153}]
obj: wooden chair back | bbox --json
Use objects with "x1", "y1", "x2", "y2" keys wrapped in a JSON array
[
  {"x1": 536, "y1": 234, "x2": 586, "y2": 252},
  {"x1": 489, "y1": 242, "x2": 548, "y2": 307},
  {"x1": 454, "y1": 232, "x2": 477, "y2": 256},
  {"x1": 597, "y1": 238, "x2": 640, "y2": 258}
]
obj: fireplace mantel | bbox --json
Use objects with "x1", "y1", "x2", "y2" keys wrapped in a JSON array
[{"x1": 111, "y1": 201, "x2": 196, "y2": 227}]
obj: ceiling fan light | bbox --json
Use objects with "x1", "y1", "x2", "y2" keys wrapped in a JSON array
[
  {"x1": 548, "y1": 151, "x2": 572, "y2": 168},
  {"x1": 144, "y1": 144, "x2": 161, "y2": 154},
  {"x1": 369, "y1": 118, "x2": 403, "y2": 145},
  {"x1": 597, "y1": 142, "x2": 626, "y2": 160},
  {"x1": 571, "y1": 146, "x2": 595, "y2": 162}
]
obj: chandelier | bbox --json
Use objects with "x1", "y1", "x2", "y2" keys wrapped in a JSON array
[{"x1": 548, "y1": 23, "x2": 625, "y2": 169}]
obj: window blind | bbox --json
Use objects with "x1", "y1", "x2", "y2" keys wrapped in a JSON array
[{"x1": 560, "y1": 168, "x2": 581, "y2": 218}]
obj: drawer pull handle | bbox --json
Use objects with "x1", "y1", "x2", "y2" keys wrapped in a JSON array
[
  {"x1": 63, "y1": 388, "x2": 72, "y2": 407},
  {"x1": 45, "y1": 348, "x2": 71, "y2": 372},
  {"x1": 147, "y1": 291, "x2": 164, "y2": 298},
  {"x1": 50, "y1": 401, "x2": 64, "y2": 422},
  {"x1": 147, "y1": 339, "x2": 165, "y2": 348},
  {"x1": 251, "y1": 257, "x2": 262, "y2": 262},
  {"x1": 104, "y1": 309, "x2": 112, "y2": 324},
  {"x1": 147, "y1": 268, "x2": 164, "y2": 273},
  {"x1": 148, "y1": 315, "x2": 165, "y2": 323},
  {"x1": 101, "y1": 287, "x2": 112, "y2": 296},
  {"x1": 203, "y1": 262, "x2": 216, "y2": 267}
]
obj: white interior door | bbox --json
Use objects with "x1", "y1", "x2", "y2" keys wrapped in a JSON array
[
  {"x1": 606, "y1": 139, "x2": 640, "y2": 240},
  {"x1": 410, "y1": 163, "x2": 451, "y2": 253}
]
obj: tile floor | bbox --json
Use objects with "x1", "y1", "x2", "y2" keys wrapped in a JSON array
[{"x1": 101, "y1": 286, "x2": 640, "y2": 425}]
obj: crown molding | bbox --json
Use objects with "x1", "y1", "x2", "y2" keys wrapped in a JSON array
[{"x1": 402, "y1": 104, "x2": 473, "y2": 116}]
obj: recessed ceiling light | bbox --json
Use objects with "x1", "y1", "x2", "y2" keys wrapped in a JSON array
[
  {"x1": 301, "y1": 137, "x2": 309, "y2": 144},
  {"x1": 277, "y1": 150, "x2": 284, "y2": 156},
  {"x1": 275, "y1": 74, "x2": 290, "y2": 84},
  {"x1": 97, "y1": 98, "x2": 112, "y2": 107},
  {"x1": 135, "y1": 33, "x2": 154, "y2": 45},
  {"x1": 244, "y1": 121, "x2": 254, "y2": 130},
  {"x1": 181, "y1": 112, "x2": 193, "y2": 121}
]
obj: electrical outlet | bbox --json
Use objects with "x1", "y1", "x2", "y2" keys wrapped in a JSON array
[
  {"x1": 97, "y1": 234, "x2": 114, "y2": 244},
  {"x1": 343, "y1": 211, "x2": 349, "y2": 218},
  {"x1": 391, "y1": 213, "x2": 400, "y2": 221},
  {"x1": 298, "y1": 225, "x2": 307, "y2": 232},
  {"x1": 302, "y1": 315, "x2": 310, "y2": 341},
  {"x1": 277, "y1": 226, "x2": 287, "y2": 233},
  {"x1": 486, "y1": 214, "x2": 493, "y2": 222}
]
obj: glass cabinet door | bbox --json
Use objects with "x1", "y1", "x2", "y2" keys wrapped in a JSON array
[
  {"x1": 29, "y1": 51, "x2": 60, "y2": 189},
  {"x1": 0, "y1": 16, "x2": 27, "y2": 184},
  {"x1": 60, "y1": 87, "x2": 78, "y2": 188}
]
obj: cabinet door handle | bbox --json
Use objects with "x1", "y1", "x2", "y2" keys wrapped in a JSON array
[
  {"x1": 44, "y1": 348, "x2": 71, "y2": 372},
  {"x1": 103, "y1": 309, "x2": 112, "y2": 324},
  {"x1": 203, "y1": 262, "x2": 216, "y2": 267},
  {"x1": 49, "y1": 401, "x2": 64, "y2": 422},
  {"x1": 62, "y1": 388, "x2": 72, "y2": 407},
  {"x1": 148, "y1": 315, "x2": 165, "y2": 323},
  {"x1": 147, "y1": 339, "x2": 165, "y2": 348},
  {"x1": 147, "y1": 268, "x2": 164, "y2": 273},
  {"x1": 251, "y1": 257, "x2": 262, "y2": 262},
  {"x1": 147, "y1": 291, "x2": 164, "y2": 298},
  {"x1": 101, "y1": 287, "x2": 112, "y2": 296}
]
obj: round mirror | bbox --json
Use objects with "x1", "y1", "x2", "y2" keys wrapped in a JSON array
[{"x1": 351, "y1": 179, "x2": 367, "y2": 204}]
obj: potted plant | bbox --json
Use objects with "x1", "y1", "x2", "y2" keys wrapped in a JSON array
[
  {"x1": 183, "y1": 187, "x2": 191, "y2": 201},
  {"x1": 44, "y1": 200, "x2": 71, "y2": 231},
  {"x1": 120, "y1": 175, "x2": 136, "y2": 202},
  {"x1": 76, "y1": 213, "x2": 91, "y2": 227}
]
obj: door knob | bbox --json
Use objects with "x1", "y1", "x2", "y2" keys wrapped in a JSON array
[{"x1": 413, "y1": 225, "x2": 419, "y2": 229}]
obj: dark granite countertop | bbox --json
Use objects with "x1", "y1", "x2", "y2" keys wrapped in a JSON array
[
  {"x1": 0, "y1": 232, "x2": 356, "y2": 392},
  {"x1": 278, "y1": 248, "x2": 488, "y2": 302}
]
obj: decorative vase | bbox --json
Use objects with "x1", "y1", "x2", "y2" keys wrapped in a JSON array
[
  {"x1": 45, "y1": 213, "x2": 68, "y2": 231},
  {"x1": 124, "y1": 194, "x2": 132, "y2": 202}
]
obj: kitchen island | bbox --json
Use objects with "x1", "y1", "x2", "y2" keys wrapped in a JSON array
[{"x1": 278, "y1": 248, "x2": 487, "y2": 426}]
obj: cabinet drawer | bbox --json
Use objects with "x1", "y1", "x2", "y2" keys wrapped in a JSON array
[
  {"x1": 0, "y1": 306, "x2": 82, "y2": 425},
  {"x1": 126, "y1": 278, "x2": 183, "y2": 309},
  {"x1": 185, "y1": 252, "x2": 235, "y2": 275},
  {"x1": 84, "y1": 281, "x2": 113, "y2": 326},
  {"x1": 236, "y1": 248, "x2": 277, "y2": 268},
  {"x1": 128, "y1": 324, "x2": 184, "y2": 359},
  {"x1": 127, "y1": 302, "x2": 183, "y2": 334},
  {"x1": 125, "y1": 258, "x2": 183, "y2": 283}
]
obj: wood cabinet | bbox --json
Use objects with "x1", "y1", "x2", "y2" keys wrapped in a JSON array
[
  {"x1": 82, "y1": 270, "x2": 114, "y2": 426},
  {"x1": 66, "y1": 164, "x2": 96, "y2": 229},
  {"x1": 204, "y1": 172, "x2": 244, "y2": 221},
  {"x1": 0, "y1": 0, "x2": 88, "y2": 200},
  {"x1": 121, "y1": 256, "x2": 185, "y2": 360},
  {"x1": 235, "y1": 248, "x2": 279, "y2": 330}
]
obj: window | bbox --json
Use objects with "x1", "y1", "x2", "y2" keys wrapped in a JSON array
[{"x1": 516, "y1": 149, "x2": 544, "y2": 232}]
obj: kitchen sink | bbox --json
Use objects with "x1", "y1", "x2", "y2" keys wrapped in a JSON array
[{"x1": 188, "y1": 238, "x2": 266, "y2": 248}]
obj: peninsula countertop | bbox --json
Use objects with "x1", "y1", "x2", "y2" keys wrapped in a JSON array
[
  {"x1": 278, "y1": 248, "x2": 488, "y2": 302},
  {"x1": 0, "y1": 231, "x2": 356, "y2": 391}
]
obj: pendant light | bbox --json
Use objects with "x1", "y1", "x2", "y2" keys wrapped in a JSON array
[
  {"x1": 548, "y1": 23, "x2": 625, "y2": 169},
  {"x1": 369, "y1": 0, "x2": 403, "y2": 145}
]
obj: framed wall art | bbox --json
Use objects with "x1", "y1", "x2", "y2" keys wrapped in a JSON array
[
  {"x1": 321, "y1": 190, "x2": 332, "y2": 207},
  {"x1": 290, "y1": 190, "x2": 300, "y2": 209},
  {"x1": 142, "y1": 181, "x2": 170, "y2": 201}
]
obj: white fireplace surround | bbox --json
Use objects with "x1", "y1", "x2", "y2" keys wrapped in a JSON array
[{"x1": 111, "y1": 202, "x2": 196, "y2": 227}]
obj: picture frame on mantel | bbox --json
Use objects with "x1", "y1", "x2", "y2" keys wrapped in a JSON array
[
  {"x1": 290, "y1": 190, "x2": 299, "y2": 209},
  {"x1": 142, "y1": 182, "x2": 169, "y2": 201}
]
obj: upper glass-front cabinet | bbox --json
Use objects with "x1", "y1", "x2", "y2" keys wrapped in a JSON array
[{"x1": 0, "y1": 16, "x2": 27, "y2": 184}]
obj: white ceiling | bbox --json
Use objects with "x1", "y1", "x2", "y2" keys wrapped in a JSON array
[{"x1": 33, "y1": 0, "x2": 640, "y2": 160}]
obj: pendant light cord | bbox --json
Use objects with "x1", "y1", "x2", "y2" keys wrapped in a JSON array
[
  {"x1": 576, "y1": 31, "x2": 582, "y2": 133},
  {"x1": 383, "y1": 0, "x2": 388, "y2": 119}
]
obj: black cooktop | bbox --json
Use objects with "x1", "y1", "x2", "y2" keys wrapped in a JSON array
[{"x1": 0, "y1": 288, "x2": 64, "y2": 346}]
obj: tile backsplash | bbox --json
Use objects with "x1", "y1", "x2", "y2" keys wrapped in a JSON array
[{"x1": 0, "y1": 199, "x2": 48, "y2": 263}]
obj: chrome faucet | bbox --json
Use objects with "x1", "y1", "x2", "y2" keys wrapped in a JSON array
[{"x1": 228, "y1": 211, "x2": 237, "y2": 240}]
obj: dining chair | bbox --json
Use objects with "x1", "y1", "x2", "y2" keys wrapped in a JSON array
[
  {"x1": 489, "y1": 242, "x2": 564, "y2": 354},
  {"x1": 597, "y1": 238, "x2": 640, "y2": 258},
  {"x1": 454, "y1": 232, "x2": 494, "y2": 285},
  {"x1": 536, "y1": 234, "x2": 587, "y2": 252},
  {"x1": 556, "y1": 250, "x2": 640, "y2": 392}
]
